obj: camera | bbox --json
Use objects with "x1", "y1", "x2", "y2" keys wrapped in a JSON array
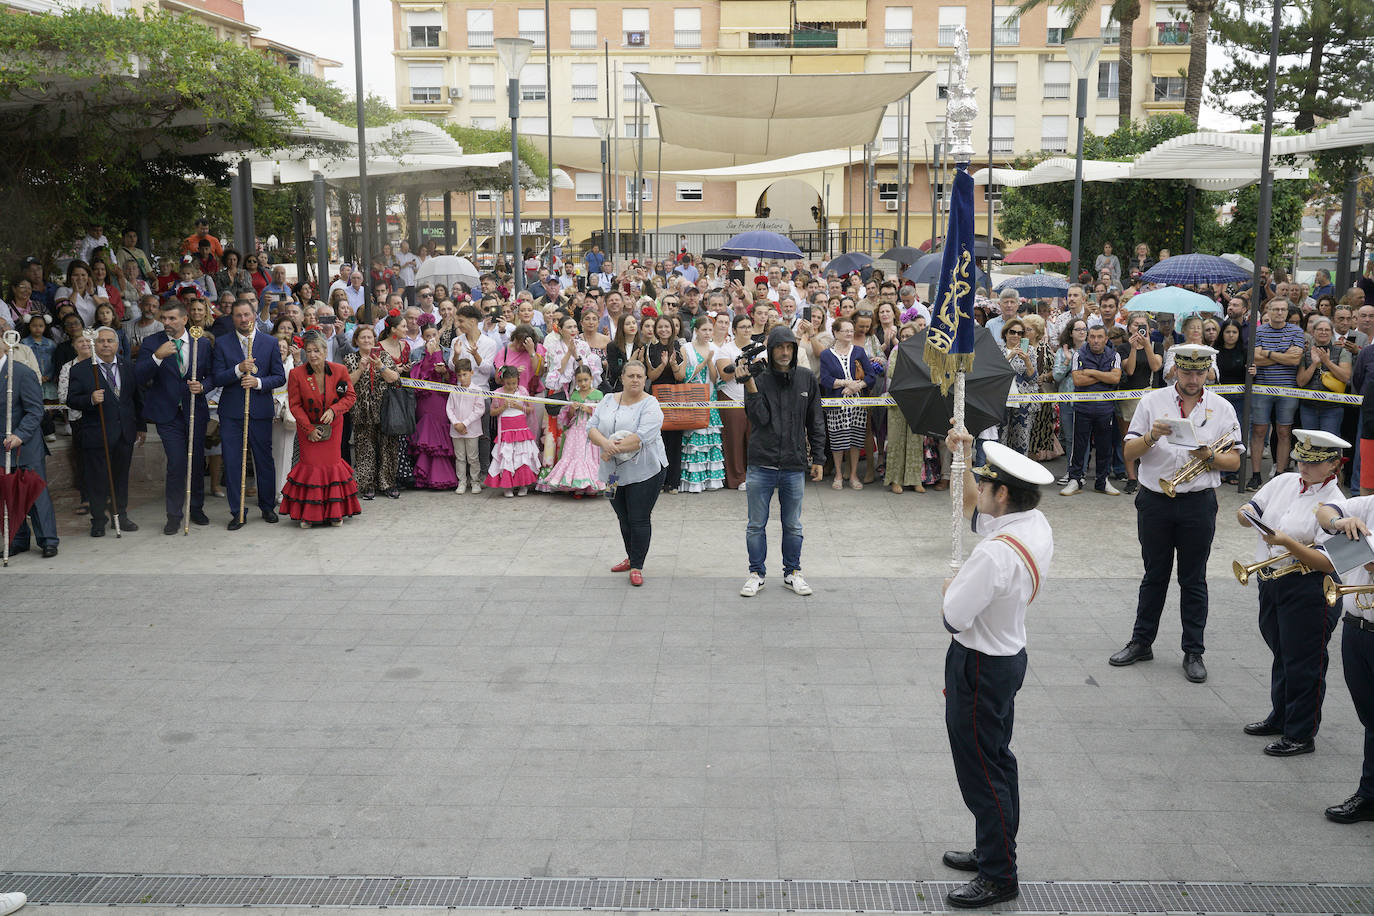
[{"x1": 738, "y1": 341, "x2": 768, "y2": 378}]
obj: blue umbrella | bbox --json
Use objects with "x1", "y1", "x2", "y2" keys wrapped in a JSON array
[
  {"x1": 995, "y1": 274, "x2": 1070, "y2": 298},
  {"x1": 825, "y1": 252, "x2": 873, "y2": 277},
  {"x1": 719, "y1": 231, "x2": 803, "y2": 260},
  {"x1": 1140, "y1": 253, "x2": 1252, "y2": 285},
  {"x1": 902, "y1": 252, "x2": 990, "y2": 290},
  {"x1": 1129, "y1": 285, "x2": 1223, "y2": 316}
]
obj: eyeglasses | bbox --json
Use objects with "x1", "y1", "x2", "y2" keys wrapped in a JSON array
[{"x1": 1005, "y1": 329, "x2": 1023, "y2": 336}]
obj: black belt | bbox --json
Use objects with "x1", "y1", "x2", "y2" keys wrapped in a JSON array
[{"x1": 1345, "y1": 614, "x2": 1374, "y2": 632}]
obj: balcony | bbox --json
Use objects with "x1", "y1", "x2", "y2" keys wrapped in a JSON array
[
  {"x1": 1043, "y1": 82, "x2": 1070, "y2": 99},
  {"x1": 518, "y1": 30, "x2": 545, "y2": 47},
  {"x1": 994, "y1": 85, "x2": 1017, "y2": 101},
  {"x1": 1040, "y1": 136, "x2": 1068, "y2": 152},
  {"x1": 571, "y1": 84, "x2": 598, "y2": 102},
  {"x1": 570, "y1": 30, "x2": 597, "y2": 49},
  {"x1": 884, "y1": 29, "x2": 911, "y2": 47},
  {"x1": 468, "y1": 30, "x2": 493, "y2": 48},
  {"x1": 993, "y1": 26, "x2": 1019, "y2": 45},
  {"x1": 1046, "y1": 27, "x2": 1065, "y2": 45},
  {"x1": 938, "y1": 25, "x2": 959, "y2": 46},
  {"x1": 623, "y1": 30, "x2": 648, "y2": 47},
  {"x1": 1156, "y1": 22, "x2": 1190, "y2": 45},
  {"x1": 469, "y1": 84, "x2": 495, "y2": 103},
  {"x1": 746, "y1": 29, "x2": 837, "y2": 49},
  {"x1": 674, "y1": 29, "x2": 701, "y2": 48},
  {"x1": 1101, "y1": 25, "x2": 1120, "y2": 45}
]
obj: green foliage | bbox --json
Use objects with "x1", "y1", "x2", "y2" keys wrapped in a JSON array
[
  {"x1": 1194, "y1": 179, "x2": 1313, "y2": 268},
  {"x1": 297, "y1": 73, "x2": 404, "y2": 129},
  {"x1": 441, "y1": 124, "x2": 550, "y2": 193}
]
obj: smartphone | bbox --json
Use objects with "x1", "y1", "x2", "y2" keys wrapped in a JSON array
[
  {"x1": 320, "y1": 315, "x2": 336, "y2": 326},
  {"x1": 371, "y1": 345, "x2": 382, "y2": 358},
  {"x1": 729, "y1": 269, "x2": 746, "y2": 284},
  {"x1": 801, "y1": 306, "x2": 812, "y2": 322}
]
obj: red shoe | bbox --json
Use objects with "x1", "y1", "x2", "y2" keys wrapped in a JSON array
[
  {"x1": 629, "y1": 569, "x2": 644, "y2": 586},
  {"x1": 611, "y1": 558, "x2": 632, "y2": 573}
]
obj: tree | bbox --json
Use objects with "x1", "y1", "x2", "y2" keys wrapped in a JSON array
[
  {"x1": 1183, "y1": 0, "x2": 1215, "y2": 123},
  {"x1": 1012, "y1": 0, "x2": 1140, "y2": 124}
]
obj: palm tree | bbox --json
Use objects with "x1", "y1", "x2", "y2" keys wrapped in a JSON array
[
  {"x1": 1012, "y1": 0, "x2": 1140, "y2": 124},
  {"x1": 1183, "y1": 0, "x2": 1215, "y2": 123}
]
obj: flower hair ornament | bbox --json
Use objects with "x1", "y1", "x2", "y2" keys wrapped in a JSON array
[
  {"x1": 291, "y1": 335, "x2": 303, "y2": 347},
  {"x1": 388, "y1": 308, "x2": 400, "y2": 318}
]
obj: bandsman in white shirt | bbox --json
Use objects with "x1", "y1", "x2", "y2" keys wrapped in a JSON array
[
  {"x1": 1237, "y1": 429, "x2": 1346, "y2": 757},
  {"x1": 1110, "y1": 344, "x2": 1242, "y2": 684},
  {"x1": 1314, "y1": 491, "x2": 1374, "y2": 823},
  {"x1": 938, "y1": 430, "x2": 1054, "y2": 910}
]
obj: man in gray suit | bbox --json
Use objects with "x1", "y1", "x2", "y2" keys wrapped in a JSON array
[{"x1": 1, "y1": 332, "x2": 58, "y2": 558}]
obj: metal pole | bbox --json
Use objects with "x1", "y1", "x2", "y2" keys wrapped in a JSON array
[
  {"x1": 545, "y1": 0, "x2": 554, "y2": 266},
  {"x1": 509, "y1": 73, "x2": 523, "y2": 294},
  {"x1": 1069, "y1": 75, "x2": 1088, "y2": 283},
  {"x1": 352, "y1": 0, "x2": 372, "y2": 322},
  {"x1": 634, "y1": 89, "x2": 644, "y2": 258},
  {"x1": 313, "y1": 172, "x2": 330, "y2": 293},
  {"x1": 1238, "y1": 0, "x2": 1284, "y2": 494},
  {"x1": 293, "y1": 192, "x2": 308, "y2": 285},
  {"x1": 443, "y1": 192, "x2": 453, "y2": 254},
  {"x1": 987, "y1": 4, "x2": 996, "y2": 260},
  {"x1": 600, "y1": 139, "x2": 610, "y2": 256},
  {"x1": 896, "y1": 99, "x2": 908, "y2": 248},
  {"x1": 903, "y1": 38, "x2": 914, "y2": 250},
  {"x1": 1337, "y1": 168, "x2": 1359, "y2": 294},
  {"x1": 612, "y1": 63, "x2": 621, "y2": 269},
  {"x1": 654, "y1": 135, "x2": 663, "y2": 262}
]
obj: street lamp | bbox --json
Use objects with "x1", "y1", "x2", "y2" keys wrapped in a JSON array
[
  {"x1": 592, "y1": 116, "x2": 613, "y2": 263},
  {"x1": 1065, "y1": 36, "x2": 1102, "y2": 284},
  {"x1": 926, "y1": 118, "x2": 946, "y2": 249},
  {"x1": 495, "y1": 36, "x2": 534, "y2": 292}
]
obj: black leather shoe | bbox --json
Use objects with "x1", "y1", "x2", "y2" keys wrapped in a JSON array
[
  {"x1": 947, "y1": 876, "x2": 1018, "y2": 909},
  {"x1": 227, "y1": 518, "x2": 245, "y2": 531},
  {"x1": 41, "y1": 545, "x2": 58, "y2": 558},
  {"x1": 117, "y1": 515, "x2": 138, "y2": 532},
  {"x1": 1264, "y1": 736, "x2": 1314, "y2": 757},
  {"x1": 163, "y1": 518, "x2": 180, "y2": 536},
  {"x1": 90, "y1": 525, "x2": 105, "y2": 538},
  {"x1": 942, "y1": 850, "x2": 979, "y2": 872},
  {"x1": 261, "y1": 509, "x2": 279, "y2": 523},
  {"x1": 1109, "y1": 641, "x2": 1153, "y2": 666},
  {"x1": 190, "y1": 511, "x2": 210, "y2": 526},
  {"x1": 1325, "y1": 794, "x2": 1374, "y2": 823},
  {"x1": 1183, "y1": 652, "x2": 1207, "y2": 683},
  {"x1": 1244, "y1": 720, "x2": 1282, "y2": 737}
]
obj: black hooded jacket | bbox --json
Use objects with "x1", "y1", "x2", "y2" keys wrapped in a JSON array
[{"x1": 743, "y1": 326, "x2": 826, "y2": 471}]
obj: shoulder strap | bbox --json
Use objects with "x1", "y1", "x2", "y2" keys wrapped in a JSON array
[{"x1": 992, "y1": 533, "x2": 1041, "y2": 604}]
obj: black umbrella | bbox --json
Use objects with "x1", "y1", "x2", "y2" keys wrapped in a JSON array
[
  {"x1": 825, "y1": 252, "x2": 874, "y2": 277},
  {"x1": 701, "y1": 248, "x2": 737, "y2": 262},
  {"x1": 889, "y1": 328, "x2": 1015, "y2": 438},
  {"x1": 902, "y1": 252, "x2": 990, "y2": 290},
  {"x1": 880, "y1": 245, "x2": 925, "y2": 265}
]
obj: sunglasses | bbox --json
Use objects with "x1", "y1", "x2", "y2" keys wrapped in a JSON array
[{"x1": 1005, "y1": 329, "x2": 1023, "y2": 336}]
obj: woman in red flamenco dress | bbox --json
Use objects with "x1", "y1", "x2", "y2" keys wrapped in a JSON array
[{"x1": 279, "y1": 330, "x2": 363, "y2": 527}]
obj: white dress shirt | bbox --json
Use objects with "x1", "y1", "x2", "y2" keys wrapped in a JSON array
[
  {"x1": 943, "y1": 508, "x2": 1054, "y2": 656},
  {"x1": 1316, "y1": 494, "x2": 1374, "y2": 621},
  {"x1": 1247, "y1": 473, "x2": 1344, "y2": 564},
  {"x1": 1126, "y1": 385, "x2": 1243, "y2": 495},
  {"x1": 452, "y1": 331, "x2": 498, "y2": 390}
]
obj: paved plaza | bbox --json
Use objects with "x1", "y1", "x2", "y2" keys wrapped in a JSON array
[{"x1": 1, "y1": 455, "x2": 1372, "y2": 899}]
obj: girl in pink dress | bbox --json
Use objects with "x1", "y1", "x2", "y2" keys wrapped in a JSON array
[
  {"x1": 484, "y1": 365, "x2": 540, "y2": 497},
  {"x1": 537, "y1": 365, "x2": 605, "y2": 497}
]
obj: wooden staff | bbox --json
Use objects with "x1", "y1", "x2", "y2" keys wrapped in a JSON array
[
  {"x1": 239, "y1": 346, "x2": 254, "y2": 526},
  {"x1": 183, "y1": 327, "x2": 204, "y2": 535},
  {"x1": 84, "y1": 328, "x2": 121, "y2": 539},
  {"x1": 2, "y1": 329, "x2": 17, "y2": 567}
]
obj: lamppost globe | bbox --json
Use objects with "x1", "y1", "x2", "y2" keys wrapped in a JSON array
[
  {"x1": 1064, "y1": 37, "x2": 1102, "y2": 282},
  {"x1": 1064, "y1": 37, "x2": 1103, "y2": 78},
  {"x1": 493, "y1": 37, "x2": 534, "y2": 76},
  {"x1": 591, "y1": 117, "x2": 613, "y2": 140}
]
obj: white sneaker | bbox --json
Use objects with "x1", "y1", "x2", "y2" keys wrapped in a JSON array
[
  {"x1": 783, "y1": 572, "x2": 813, "y2": 596},
  {"x1": 471, "y1": 484, "x2": 482, "y2": 494},
  {"x1": 1060, "y1": 479, "x2": 1082, "y2": 496},
  {"x1": 1097, "y1": 480, "x2": 1121, "y2": 495},
  {"x1": 738, "y1": 481, "x2": 747, "y2": 491},
  {"x1": 740, "y1": 573, "x2": 765, "y2": 597},
  {"x1": 516, "y1": 486, "x2": 529, "y2": 497},
  {"x1": 454, "y1": 483, "x2": 467, "y2": 495},
  {"x1": 0, "y1": 893, "x2": 26, "y2": 916}
]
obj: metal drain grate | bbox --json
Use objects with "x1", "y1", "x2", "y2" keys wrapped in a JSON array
[{"x1": 0, "y1": 874, "x2": 1369, "y2": 914}]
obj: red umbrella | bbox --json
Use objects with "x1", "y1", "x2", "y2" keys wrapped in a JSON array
[
  {"x1": 1, "y1": 467, "x2": 47, "y2": 549},
  {"x1": 1004, "y1": 243, "x2": 1072, "y2": 264}
]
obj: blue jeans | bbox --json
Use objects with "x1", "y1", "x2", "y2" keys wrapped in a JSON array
[
  {"x1": 746, "y1": 466, "x2": 805, "y2": 577},
  {"x1": 1298, "y1": 403, "x2": 1343, "y2": 436}
]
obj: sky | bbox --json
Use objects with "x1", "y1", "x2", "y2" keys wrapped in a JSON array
[{"x1": 242, "y1": 0, "x2": 1242, "y2": 130}]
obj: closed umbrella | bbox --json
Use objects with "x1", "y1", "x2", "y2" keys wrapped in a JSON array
[
  {"x1": 1129, "y1": 285, "x2": 1223, "y2": 316},
  {"x1": 902, "y1": 252, "x2": 990, "y2": 290},
  {"x1": 719, "y1": 231, "x2": 803, "y2": 260},
  {"x1": 825, "y1": 252, "x2": 874, "y2": 278},
  {"x1": 1141, "y1": 253, "x2": 1251, "y2": 285},
  {"x1": 1004, "y1": 243, "x2": 1072, "y2": 264},
  {"x1": 889, "y1": 328, "x2": 1015, "y2": 438},
  {"x1": 415, "y1": 255, "x2": 481, "y2": 293},
  {"x1": 996, "y1": 274, "x2": 1070, "y2": 298}
]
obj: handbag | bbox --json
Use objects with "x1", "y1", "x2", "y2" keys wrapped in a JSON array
[
  {"x1": 655, "y1": 382, "x2": 710, "y2": 431},
  {"x1": 380, "y1": 385, "x2": 417, "y2": 436},
  {"x1": 1320, "y1": 368, "x2": 1348, "y2": 394}
]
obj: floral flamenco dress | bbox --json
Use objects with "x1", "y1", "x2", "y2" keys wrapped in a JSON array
[
  {"x1": 679, "y1": 345, "x2": 725, "y2": 492},
  {"x1": 537, "y1": 389, "x2": 606, "y2": 495}
]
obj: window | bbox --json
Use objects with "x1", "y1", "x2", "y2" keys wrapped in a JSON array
[
  {"x1": 518, "y1": 8, "x2": 545, "y2": 46},
  {"x1": 674, "y1": 8, "x2": 701, "y2": 48},
  {"x1": 936, "y1": 67, "x2": 949, "y2": 99},
  {"x1": 1046, "y1": 5, "x2": 1070, "y2": 44},
  {"x1": 676, "y1": 182, "x2": 703, "y2": 201},
  {"x1": 881, "y1": 114, "x2": 900, "y2": 151},
  {"x1": 626, "y1": 177, "x2": 653, "y2": 205},
  {"x1": 469, "y1": 63, "x2": 495, "y2": 103},
  {"x1": 675, "y1": 61, "x2": 704, "y2": 74},
  {"x1": 467, "y1": 9, "x2": 493, "y2": 48},
  {"x1": 474, "y1": 188, "x2": 498, "y2": 201},
  {"x1": 938, "y1": 7, "x2": 965, "y2": 47},
  {"x1": 624, "y1": 117, "x2": 650, "y2": 138},
  {"x1": 1101, "y1": 6, "x2": 1120, "y2": 44},
  {"x1": 470, "y1": 117, "x2": 497, "y2": 131},
  {"x1": 993, "y1": 60, "x2": 1017, "y2": 100},
  {"x1": 407, "y1": 63, "x2": 443, "y2": 104},
  {"x1": 623, "y1": 8, "x2": 649, "y2": 47},
  {"x1": 523, "y1": 117, "x2": 548, "y2": 135},
  {"x1": 991, "y1": 115, "x2": 1015, "y2": 154},
  {"x1": 993, "y1": 6, "x2": 1018, "y2": 44},
  {"x1": 1043, "y1": 60, "x2": 1070, "y2": 99},
  {"x1": 520, "y1": 63, "x2": 546, "y2": 102},
  {"x1": 525, "y1": 186, "x2": 549, "y2": 202},
  {"x1": 1097, "y1": 59, "x2": 1119, "y2": 99},
  {"x1": 1040, "y1": 115, "x2": 1069, "y2": 152},
  {"x1": 878, "y1": 182, "x2": 899, "y2": 203},
  {"x1": 407, "y1": 10, "x2": 443, "y2": 48},
  {"x1": 1153, "y1": 76, "x2": 1186, "y2": 102},
  {"x1": 575, "y1": 172, "x2": 602, "y2": 201},
  {"x1": 572, "y1": 117, "x2": 598, "y2": 137},
  {"x1": 570, "y1": 62, "x2": 598, "y2": 101},
  {"x1": 1095, "y1": 114, "x2": 1119, "y2": 134},
  {"x1": 885, "y1": 7, "x2": 912, "y2": 47},
  {"x1": 623, "y1": 63, "x2": 648, "y2": 102},
  {"x1": 570, "y1": 8, "x2": 597, "y2": 48}
]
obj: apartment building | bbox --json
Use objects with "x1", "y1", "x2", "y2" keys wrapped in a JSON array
[{"x1": 393, "y1": 0, "x2": 1193, "y2": 250}]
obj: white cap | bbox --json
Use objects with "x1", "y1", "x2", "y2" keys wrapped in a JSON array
[
  {"x1": 974, "y1": 441, "x2": 1055, "y2": 489},
  {"x1": 1291, "y1": 428, "x2": 1349, "y2": 463},
  {"x1": 1166, "y1": 343, "x2": 1217, "y2": 371}
]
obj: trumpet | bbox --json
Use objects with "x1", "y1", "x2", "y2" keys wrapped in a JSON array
[
  {"x1": 1233, "y1": 545, "x2": 1316, "y2": 585},
  {"x1": 1160, "y1": 433, "x2": 1236, "y2": 497},
  {"x1": 1322, "y1": 575, "x2": 1374, "y2": 609}
]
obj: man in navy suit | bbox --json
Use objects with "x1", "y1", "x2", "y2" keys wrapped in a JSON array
[
  {"x1": 135, "y1": 300, "x2": 213, "y2": 535},
  {"x1": 65, "y1": 327, "x2": 144, "y2": 536},
  {"x1": 211, "y1": 299, "x2": 285, "y2": 530},
  {"x1": 1, "y1": 332, "x2": 58, "y2": 557}
]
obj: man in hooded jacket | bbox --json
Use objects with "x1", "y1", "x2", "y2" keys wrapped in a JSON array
[{"x1": 739, "y1": 325, "x2": 826, "y2": 598}]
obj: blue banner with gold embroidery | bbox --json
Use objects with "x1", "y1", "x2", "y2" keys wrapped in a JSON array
[{"x1": 924, "y1": 165, "x2": 977, "y2": 395}]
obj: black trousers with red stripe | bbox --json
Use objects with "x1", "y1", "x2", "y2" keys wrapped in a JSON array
[
  {"x1": 1256, "y1": 572, "x2": 1340, "y2": 742},
  {"x1": 944, "y1": 639, "x2": 1027, "y2": 883}
]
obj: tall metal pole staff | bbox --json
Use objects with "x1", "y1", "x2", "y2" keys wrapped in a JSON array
[
  {"x1": 545, "y1": 0, "x2": 555, "y2": 267},
  {"x1": 2, "y1": 329, "x2": 16, "y2": 567},
  {"x1": 1238, "y1": 0, "x2": 1284, "y2": 494},
  {"x1": 83, "y1": 329, "x2": 121, "y2": 539},
  {"x1": 182, "y1": 327, "x2": 204, "y2": 535},
  {"x1": 1065, "y1": 38, "x2": 1101, "y2": 284},
  {"x1": 987, "y1": 3, "x2": 996, "y2": 259},
  {"x1": 352, "y1": 0, "x2": 373, "y2": 324}
]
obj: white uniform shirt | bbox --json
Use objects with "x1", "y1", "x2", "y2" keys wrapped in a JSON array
[
  {"x1": 1125, "y1": 385, "x2": 1243, "y2": 494},
  {"x1": 943, "y1": 508, "x2": 1054, "y2": 656},
  {"x1": 1316, "y1": 494, "x2": 1374, "y2": 621},
  {"x1": 1247, "y1": 473, "x2": 1344, "y2": 563}
]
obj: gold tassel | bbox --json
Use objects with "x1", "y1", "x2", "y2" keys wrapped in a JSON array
[{"x1": 923, "y1": 341, "x2": 974, "y2": 397}]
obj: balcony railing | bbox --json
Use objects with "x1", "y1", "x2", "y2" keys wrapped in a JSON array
[
  {"x1": 569, "y1": 29, "x2": 597, "y2": 49},
  {"x1": 1046, "y1": 27, "x2": 1065, "y2": 45},
  {"x1": 518, "y1": 29, "x2": 545, "y2": 47},
  {"x1": 571, "y1": 84, "x2": 598, "y2": 102},
  {"x1": 884, "y1": 29, "x2": 911, "y2": 47},
  {"x1": 624, "y1": 85, "x2": 648, "y2": 102},
  {"x1": 747, "y1": 30, "x2": 837, "y2": 49},
  {"x1": 993, "y1": 26, "x2": 1019, "y2": 44},
  {"x1": 992, "y1": 137, "x2": 1015, "y2": 154},
  {"x1": 938, "y1": 25, "x2": 959, "y2": 46},
  {"x1": 1043, "y1": 82, "x2": 1070, "y2": 99},
  {"x1": 674, "y1": 29, "x2": 701, "y2": 48},
  {"x1": 1156, "y1": 22, "x2": 1190, "y2": 45},
  {"x1": 1101, "y1": 25, "x2": 1120, "y2": 45},
  {"x1": 469, "y1": 84, "x2": 495, "y2": 103},
  {"x1": 409, "y1": 86, "x2": 444, "y2": 104},
  {"x1": 468, "y1": 30, "x2": 493, "y2": 48},
  {"x1": 994, "y1": 85, "x2": 1017, "y2": 101},
  {"x1": 521, "y1": 85, "x2": 547, "y2": 102},
  {"x1": 1040, "y1": 136, "x2": 1068, "y2": 152}
]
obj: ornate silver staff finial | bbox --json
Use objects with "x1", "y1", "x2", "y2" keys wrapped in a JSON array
[{"x1": 946, "y1": 26, "x2": 978, "y2": 164}]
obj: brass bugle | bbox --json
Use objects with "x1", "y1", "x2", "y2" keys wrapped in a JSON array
[
  {"x1": 1232, "y1": 545, "x2": 1315, "y2": 586},
  {"x1": 1322, "y1": 575, "x2": 1374, "y2": 608},
  {"x1": 1160, "y1": 433, "x2": 1235, "y2": 497}
]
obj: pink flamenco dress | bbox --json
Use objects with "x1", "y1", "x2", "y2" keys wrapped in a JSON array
[
  {"x1": 536, "y1": 389, "x2": 606, "y2": 495},
  {"x1": 408, "y1": 348, "x2": 460, "y2": 489},
  {"x1": 484, "y1": 387, "x2": 541, "y2": 490},
  {"x1": 278, "y1": 362, "x2": 363, "y2": 525}
]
